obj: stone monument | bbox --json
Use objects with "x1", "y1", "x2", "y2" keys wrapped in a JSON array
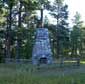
[{"x1": 32, "y1": 28, "x2": 53, "y2": 65}]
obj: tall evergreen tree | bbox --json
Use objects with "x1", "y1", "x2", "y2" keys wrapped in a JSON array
[
  {"x1": 71, "y1": 12, "x2": 83, "y2": 57},
  {"x1": 49, "y1": 0, "x2": 69, "y2": 59},
  {"x1": 2, "y1": 0, "x2": 16, "y2": 62},
  {"x1": 70, "y1": 12, "x2": 83, "y2": 66}
]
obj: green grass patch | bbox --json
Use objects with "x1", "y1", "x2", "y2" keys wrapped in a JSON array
[
  {"x1": 0, "y1": 63, "x2": 85, "y2": 84},
  {"x1": 0, "y1": 72, "x2": 85, "y2": 84}
]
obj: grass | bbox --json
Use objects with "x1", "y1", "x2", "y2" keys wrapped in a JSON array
[
  {"x1": 0, "y1": 62, "x2": 85, "y2": 84},
  {"x1": 1, "y1": 73, "x2": 85, "y2": 84}
]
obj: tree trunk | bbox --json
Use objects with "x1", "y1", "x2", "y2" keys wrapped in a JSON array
[
  {"x1": 5, "y1": 5, "x2": 12, "y2": 62},
  {"x1": 16, "y1": 1, "x2": 22, "y2": 60},
  {"x1": 56, "y1": 3, "x2": 60, "y2": 58},
  {"x1": 41, "y1": 8, "x2": 43, "y2": 28}
]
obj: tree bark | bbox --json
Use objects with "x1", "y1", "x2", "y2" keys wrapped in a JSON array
[
  {"x1": 41, "y1": 8, "x2": 43, "y2": 28},
  {"x1": 5, "y1": 5, "x2": 12, "y2": 62},
  {"x1": 16, "y1": 0, "x2": 22, "y2": 60}
]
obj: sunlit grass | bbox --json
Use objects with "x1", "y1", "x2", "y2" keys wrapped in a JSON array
[
  {"x1": 64, "y1": 60, "x2": 85, "y2": 64},
  {"x1": 64, "y1": 61, "x2": 76, "y2": 63},
  {"x1": 80, "y1": 61, "x2": 85, "y2": 64}
]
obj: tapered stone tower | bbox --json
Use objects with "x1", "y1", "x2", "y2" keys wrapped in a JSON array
[{"x1": 32, "y1": 28, "x2": 53, "y2": 65}]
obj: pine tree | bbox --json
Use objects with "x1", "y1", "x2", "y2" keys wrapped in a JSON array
[
  {"x1": 49, "y1": 0, "x2": 69, "y2": 59},
  {"x1": 70, "y1": 12, "x2": 83, "y2": 66}
]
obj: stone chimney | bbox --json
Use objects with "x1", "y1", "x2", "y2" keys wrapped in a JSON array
[{"x1": 32, "y1": 28, "x2": 53, "y2": 65}]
